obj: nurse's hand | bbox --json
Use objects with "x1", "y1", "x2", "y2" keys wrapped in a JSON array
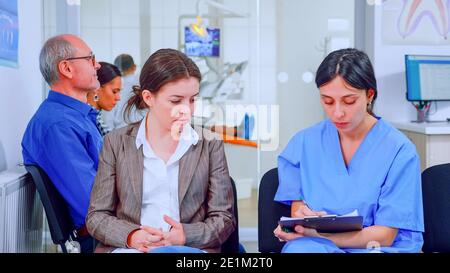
[
  {"x1": 273, "y1": 224, "x2": 321, "y2": 242},
  {"x1": 292, "y1": 225, "x2": 321, "y2": 238},
  {"x1": 292, "y1": 201, "x2": 327, "y2": 218}
]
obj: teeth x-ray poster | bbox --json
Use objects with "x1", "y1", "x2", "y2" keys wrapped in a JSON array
[
  {"x1": 383, "y1": 0, "x2": 450, "y2": 45},
  {"x1": 0, "y1": 0, "x2": 18, "y2": 68}
]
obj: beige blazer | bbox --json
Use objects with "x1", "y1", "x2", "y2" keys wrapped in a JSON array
[{"x1": 86, "y1": 123, "x2": 235, "y2": 253}]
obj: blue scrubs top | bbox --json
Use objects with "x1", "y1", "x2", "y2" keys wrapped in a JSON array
[{"x1": 274, "y1": 118, "x2": 424, "y2": 253}]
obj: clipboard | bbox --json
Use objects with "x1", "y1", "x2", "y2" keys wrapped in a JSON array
[{"x1": 279, "y1": 215, "x2": 363, "y2": 233}]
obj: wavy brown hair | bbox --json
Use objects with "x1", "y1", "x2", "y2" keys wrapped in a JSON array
[{"x1": 124, "y1": 48, "x2": 202, "y2": 124}]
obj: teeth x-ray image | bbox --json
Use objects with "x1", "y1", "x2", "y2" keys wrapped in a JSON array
[{"x1": 185, "y1": 26, "x2": 220, "y2": 58}]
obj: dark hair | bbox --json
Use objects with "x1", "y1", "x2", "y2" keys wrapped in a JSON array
[
  {"x1": 97, "y1": 62, "x2": 122, "y2": 86},
  {"x1": 124, "y1": 49, "x2": 202, "y2": 124},
  {"x1": 114, "y1": 54, "x2": 135, "y2": 73},
  {"x1": 315, "y1": 48, "x2": 378, "y2": 116}
]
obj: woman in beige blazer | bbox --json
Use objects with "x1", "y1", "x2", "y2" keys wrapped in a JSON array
[{"x1": 86, "y1": 49, "x2": 235, "y2": 253}]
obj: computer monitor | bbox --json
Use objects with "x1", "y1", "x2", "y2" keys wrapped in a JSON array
[
  {"x1": 184, "y1": 26, "x2": 220, "y2": 58},
  {"x1": 405, "y1": 55, "x2": 450, "y2": 101}
]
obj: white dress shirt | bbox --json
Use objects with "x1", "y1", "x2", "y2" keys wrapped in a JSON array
[{"x1": 135, "y1": 116, "x2": 199, "y2": 232}]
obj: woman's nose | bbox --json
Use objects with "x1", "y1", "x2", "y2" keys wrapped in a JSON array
[
  {"x1": 172, "y1": 104, "x2": 191, "y2": 118},
  {"x1": 179, "y1": 107, "x2": 190, "y2": 116},
  {"x1": 333, "y1": 105, "x2": 345, "y2": 119}
]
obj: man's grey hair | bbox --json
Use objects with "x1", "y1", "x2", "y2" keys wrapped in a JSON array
[{"x1": 39, "y1": 35, "x2": 77, "y2": 85}]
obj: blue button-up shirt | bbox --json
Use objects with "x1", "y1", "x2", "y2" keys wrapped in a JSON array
[{"x1": 22, "y1": 91, "x2": 103, "y2": 228}]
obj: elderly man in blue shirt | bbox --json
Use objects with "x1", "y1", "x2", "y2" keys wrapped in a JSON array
[{"x1": 22, "y1": 34, "x2": 102, "y2": 253}]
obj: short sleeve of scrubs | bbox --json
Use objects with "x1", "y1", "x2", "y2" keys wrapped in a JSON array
[
  {"x1": 375, "y1": 143, "x2": 424, "y2": 232},
  {"x1": 274, "y1": 132, "x2": 304, "y2": 205}
]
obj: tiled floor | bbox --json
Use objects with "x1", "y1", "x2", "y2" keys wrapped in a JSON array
[
  {"x1": 237, "y1": 189, "x2": 259, "y2": 253},
  {"x1": 238, "y1": 189, "x2": 258, "y2": 227}
]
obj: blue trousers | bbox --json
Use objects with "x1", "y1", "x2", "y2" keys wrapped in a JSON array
[
  {"x1": 281, "y1": 237, "x2": 396, "y2": 253},
  {"x1": 75, "y1": 235, "x2": 97, "y2": 253},
  {"x1": 149, "y1": 246, "x2": 205, "y2": 253},
  {"x1": 282, "y1": 237, "x2": 346, "y2": 253}
]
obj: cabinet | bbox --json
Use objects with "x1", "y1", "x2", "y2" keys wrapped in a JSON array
[{"x1": 393, "y1": 122, "x2": 450, "y2": 171}]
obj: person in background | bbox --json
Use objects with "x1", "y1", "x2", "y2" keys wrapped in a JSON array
[
  {"x1": 86, "y1": 62, "x2": 122, "y2": 136},
  {"x1": 22, "y1": 34, "x2": 102, "y2": 253},
  {"x1": 102, "y1": 53, "x2": 143, "y2": 129},
  {"x1": 273, "y1": 48, "x2": 424, "y2": 253},
  {"x1": 86, "y1": 48, "x2": 235, "y2": 253}
]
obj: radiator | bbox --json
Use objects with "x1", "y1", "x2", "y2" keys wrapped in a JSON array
[{"x1": 0, "y1": 166, "x2": 43, "y2": 253}]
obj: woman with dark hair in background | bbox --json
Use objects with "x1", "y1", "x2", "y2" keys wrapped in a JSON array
[
  {"x1": 87, "y1": 61, "x2": 122, "y2": 136},
  {"x1": 102, "y1": 53, "x2": 144, "y2": 129},
  {"x1": 273, "y1": 48, "x2": 424, "y2": 253},
  {"x1": 86, "y1": 48, "x2": 235, "y2": 253}
]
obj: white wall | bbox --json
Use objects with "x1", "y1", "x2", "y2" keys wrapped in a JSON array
[
  {"x1": 0, "y1": 0, "x2": 43, "y2": 172},
  {"x1": 43, "y1": 0, "x2": 81, "y2": 38},
  {"x1": 365, "y1": 3, "x2": 450, "y2": 122},
  {"x1": 80, "y1": 0, "x2": 142, "y2": 66},
  {"x1": 276, "y1": 0, "x2": 355, "y2": 161}
]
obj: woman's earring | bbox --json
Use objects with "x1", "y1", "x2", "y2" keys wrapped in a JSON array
[
  {"x1": 93, "y1": 93, "x2": 99, "y2": 102},
  {"x1": 367, "y1": 101, "x2": 373, "y2": 112}
]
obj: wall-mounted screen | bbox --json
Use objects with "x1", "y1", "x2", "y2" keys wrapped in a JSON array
[{"x1": 184, "y1": 26, "x2": 220, "y2": 58}]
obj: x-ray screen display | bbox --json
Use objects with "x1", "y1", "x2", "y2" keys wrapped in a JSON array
[{"x1": 185, "y1": 26, "x2": 220, "y2": 57}]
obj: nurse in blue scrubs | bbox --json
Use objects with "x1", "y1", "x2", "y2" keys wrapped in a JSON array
[{"x1": 273, "y1": 48, "x2": 424, "y2": 253}]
